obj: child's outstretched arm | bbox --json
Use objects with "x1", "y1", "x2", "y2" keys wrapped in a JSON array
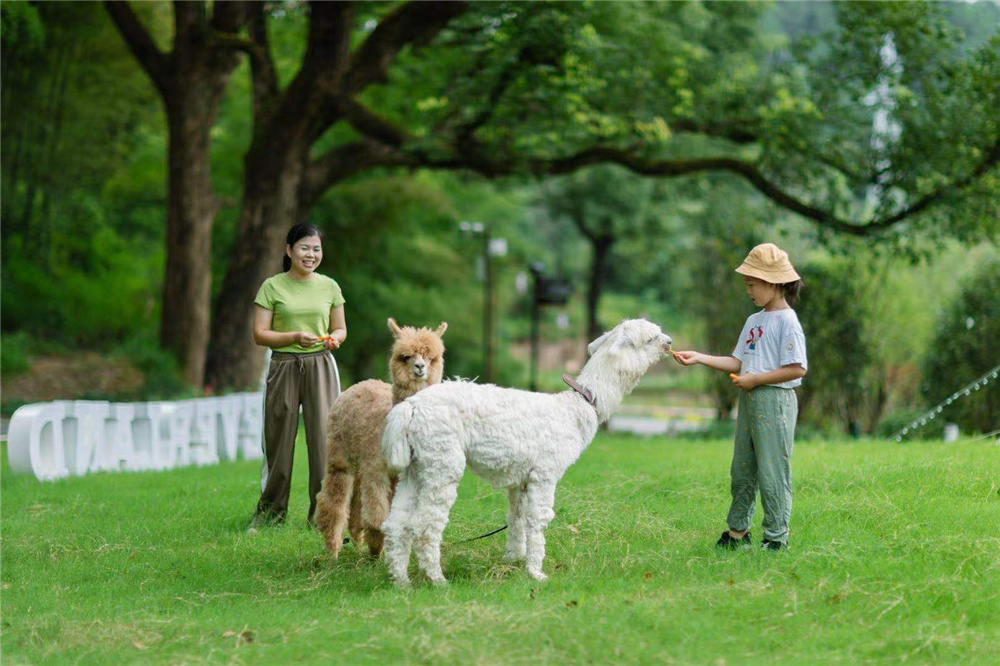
[{"x1": 671, "y1": 350, "x2": 741, "y2": 374}]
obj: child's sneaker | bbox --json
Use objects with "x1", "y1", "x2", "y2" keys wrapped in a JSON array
[
  {"x1": 715, "y1": 531, "x2": 751, "y2": 549},
  {"x1": 761, "y1": 539, "x2": 786, "y2": 551}
]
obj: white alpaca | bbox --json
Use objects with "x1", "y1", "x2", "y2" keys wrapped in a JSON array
[{"x1": 380, "y1": 319, "x2": 672, "y2": 586}]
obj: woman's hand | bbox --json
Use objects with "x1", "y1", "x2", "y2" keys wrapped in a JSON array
[
  {"x1": 295, "y1": 332, "x2": 318, "y2": 347},
  {"x1": 671, "y1": 351, "x2": 701, "y2": 367},
  {"x1": 322, "y1": 336, "x2": 340, "y2": 350}
]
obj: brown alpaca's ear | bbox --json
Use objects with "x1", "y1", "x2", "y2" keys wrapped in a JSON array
[
  {"x1": 388, "y1": 318, "x2": 403, "y2": 338},
  {"x1": 434, "y1": 322, "x2": 448, "y2": 337}
]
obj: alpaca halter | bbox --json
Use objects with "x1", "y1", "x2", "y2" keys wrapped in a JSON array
[{"x1": 563, "y1": 374, "x2": 597, "y2": 409}]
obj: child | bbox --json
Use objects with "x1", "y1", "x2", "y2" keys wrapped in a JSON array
[{"x1": 673, "y1": 243, "x2": 807, "y2": 550}]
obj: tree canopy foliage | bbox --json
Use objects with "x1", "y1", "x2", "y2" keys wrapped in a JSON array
[{"x1": 2, "y1": 1, "x2": 998, "y2": 434}]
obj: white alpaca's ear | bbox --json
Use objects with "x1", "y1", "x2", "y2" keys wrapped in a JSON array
[
  {"x1": 608, "y1": 335, "x2": 633, "y2": 356},
  {"x1": 388, "y1": 318, "x2": 402, "y2": 338},
  {"x1": 435, "y1": 322, "x2": 448, "y2": 337},
  {"x1": 588, "y1": 330, "x2": 614, "y2": 357}
]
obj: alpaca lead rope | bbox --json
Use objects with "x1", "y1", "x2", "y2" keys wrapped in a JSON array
[
  {"x1": 889, "y1": 363, "x2": 1000, "y2": 442},
  {"x1": 451, "y1": 524, "x2": 508, "y2": 545}
]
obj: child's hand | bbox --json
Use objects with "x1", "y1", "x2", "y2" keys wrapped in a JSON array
[
  {"x1": 730, "y1": 373, "x2": 759, "y2": 390},
  {"x1": 671, "y1": 350, "x2": 700, "y2": 366}
]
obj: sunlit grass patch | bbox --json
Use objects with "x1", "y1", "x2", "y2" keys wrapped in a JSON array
[{"x1": 2, "y1": 436, "x2": 998, "y2": 663}]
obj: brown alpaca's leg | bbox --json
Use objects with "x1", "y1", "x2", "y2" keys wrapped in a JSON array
[
  {"x1": 360, "y1": 466, "x2": 394, "y2": 558},
  {"x1": 365, "y1": 529, "x2": 385, "y2": 558},
  {"x1": 348, "y1": 482, "x2": 364, "y2": 548},
  {"x1": 320, "y1": 470, "x2": 353, "y2": 559},
  {"x1": 319, "y1": 419, "x2": 354, "y2": 558}
]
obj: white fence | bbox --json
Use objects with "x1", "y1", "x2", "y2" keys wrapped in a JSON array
[{"x1": 6, "y1": 394, "x2": 264, "y2": 481}]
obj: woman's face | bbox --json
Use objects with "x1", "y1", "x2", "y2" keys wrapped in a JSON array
[{"x1": 286, "y1": 235, "x2": 323, "y2": 275}]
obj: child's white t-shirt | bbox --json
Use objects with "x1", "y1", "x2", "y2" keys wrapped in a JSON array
[{"x1": 731, "y1": 308, "x2": 808, "y2": 389}]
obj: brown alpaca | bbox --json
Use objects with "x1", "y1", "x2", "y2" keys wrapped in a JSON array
[{"x1": 314, "y1": 318, "x2": 447, "y2": 558}]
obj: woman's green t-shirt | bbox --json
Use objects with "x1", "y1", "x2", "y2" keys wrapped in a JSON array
[{"x1": 254, "y1": 272, "x2": 345, "y2": 353}]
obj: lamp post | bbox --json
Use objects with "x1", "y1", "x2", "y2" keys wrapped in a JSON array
[{"x1": 460, "y1": 221, "x2": 506, "y2": 383}]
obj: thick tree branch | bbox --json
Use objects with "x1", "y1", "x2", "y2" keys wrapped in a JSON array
[
  {"x1": 213, "y1": 2, "x2": 278, "y2": 124},
  {"x1": 301, "y1": 139, "x2": 411, "y2": 210},
  {"x1": 455, "y1": 55, "x2": 522, "y2": 151},
  {"x1": 171, "y1": 1, "x2": 207, "y2": 60},
  {"x1": 210, "y1": 0, "x2": 247, "y2": 34},
  {"x1": 105, "y1": 1, "x2": 171, "y2": 95},
  {"x1": 305, "y1": 118, "x2": 998, "y2": 235},
  {"x1": 246, "y1": 2, "x2": 278, "y2": 107},
  {"x1": 344, "y1": 1, "x2": 468, "y2": 96},
  {"x1": 264, "y1": 1, "x2": 353, "y2": 150},
  {"x1": 343, "y1": 100, "x2": 410, "y2": 148},
  {"x1": 670, "y1": 119, "x2": 759, "y2": 145},
  {"x1": 303, "y1": 0, "x2": 354, "y2": 89},
  {"x1": 535, "y1": 140, "x2": 1000, "y2": 236}
]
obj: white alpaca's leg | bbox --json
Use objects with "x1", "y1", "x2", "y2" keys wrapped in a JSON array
[
  {"x1": 413, "y1": 478, "x2": 460, "y2": 586},
  {"x1": 504, "y1": 485, "x2": 527, "y2": 563},
  {"x1": 524, "y1": 482, "x2": 557, "y2": 581},
  {"x1": 382, "y1": 472, "x2": 418, "y2": 587}
]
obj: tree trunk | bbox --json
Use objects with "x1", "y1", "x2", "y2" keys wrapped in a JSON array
[
  {"x1": 105, "y1": 0, "x2": 246, "y2": 387},
  {"x1": 159, "y1": 89, "x2": 220, "y2": 387},
  {"x1": 204, "y1": 149, "x2": 306, "y2": 390},
  {"x1": 586, "y1": 234, "x2": 615, "y2": 343}
]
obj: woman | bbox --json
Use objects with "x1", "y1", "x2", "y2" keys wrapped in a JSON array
[{"x1": 249, "y1": 223, "x2": 346, "y2": 531}]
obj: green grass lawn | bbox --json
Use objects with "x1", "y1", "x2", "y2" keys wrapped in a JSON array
[{"x1": 2, "y1": 434, "x2": 998, "y2": 664}]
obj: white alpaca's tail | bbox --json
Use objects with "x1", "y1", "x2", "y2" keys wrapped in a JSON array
[{"x1": 381, "y1": 401, "x2": 415, "y2": 473}]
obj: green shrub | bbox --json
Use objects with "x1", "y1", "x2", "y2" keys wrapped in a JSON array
[
  {"x1": 796, "y1": 259, "x2": 874, "y2": 434},
  {"x1": 922, "y1": 259, "x2": 1000, "y2": 434},
  {"x1": 115, "y1": 335, "x2": 190, "y2": 400},
  {"x1": 0, "y1": 331, "x2": 32, "y2": 377}
]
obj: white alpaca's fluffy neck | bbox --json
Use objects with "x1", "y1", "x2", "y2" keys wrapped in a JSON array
[{"x1": 574, "y1": 354, "x2": 646, "y2": 424}]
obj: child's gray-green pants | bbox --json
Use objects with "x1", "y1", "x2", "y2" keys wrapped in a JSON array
[{"x1": 727, "y1": 385, "x2": 797, "y2": 544}]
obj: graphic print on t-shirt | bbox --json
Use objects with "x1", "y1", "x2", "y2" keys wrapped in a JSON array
[{"x1": 746, "y1": 326, "x2": 764, "y2": 351}]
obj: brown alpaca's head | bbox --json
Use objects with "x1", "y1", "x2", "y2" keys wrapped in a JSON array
[{"x1": 387, "y1": 318, "x2": 447, "y2": 400}]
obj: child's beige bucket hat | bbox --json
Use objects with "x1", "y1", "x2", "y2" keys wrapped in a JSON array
[{"x1": 735, "y1": 243, "x2": 801, "y2": 284}]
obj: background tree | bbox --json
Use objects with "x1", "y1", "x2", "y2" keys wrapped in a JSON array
[
  {"x1": 6, "y1": 1, "x2": 998, "y2": 401},
  {"x1": 922, "y1": 259, "x2": 1000, "y2": 434},
  {"x1": 795, "y1": 259, "x2": 874, "y2": 435},
  {"x1": 1, "y1": 2, "x2": 163, "y2": 344},
  {"x1": 203, "y1": 0, "x2": 469, "y2": 388},
  {"x1": 105, "y1": 0, "x2": 249, "y2": 386},
  {"x1": 205, "y1": 0, "x2": 1000, "y2": 388},
  {"x1": 539, "y1": 166, "x2": 670, "y2": 344}
]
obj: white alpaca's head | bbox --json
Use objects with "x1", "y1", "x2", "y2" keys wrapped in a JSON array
[
  {"x1": 387, "y1": 318, "x2": 447, "y2": 401},
  {"x1": 579, "y1": 319, "x2": 672, "y2": 421}
]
